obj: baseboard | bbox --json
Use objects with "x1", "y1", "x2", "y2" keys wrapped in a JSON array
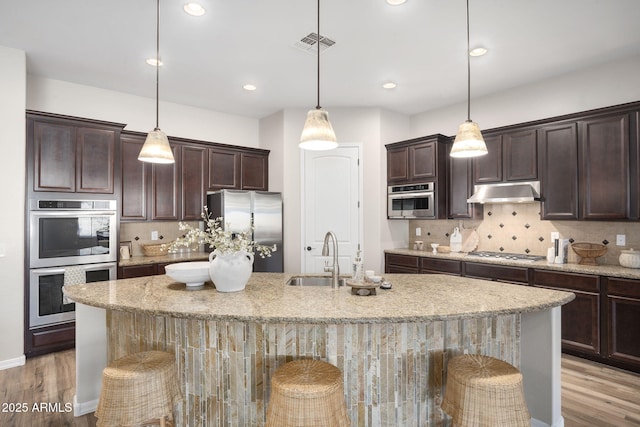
[
  {"x1": 0, "y1": 354, "x2": 26, "y2": 371},
  {"x1": 73, "y1": 394, "x2": 98, "y2": 417},
  {"x1": 531, "y1": 416, "x2": 565, "y2": 427}
]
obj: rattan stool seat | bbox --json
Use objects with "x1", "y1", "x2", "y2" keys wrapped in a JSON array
[
  {"x1": 95, "y1": 351, "x2": 182, "y2": 427},
  {"x1": 442, "y1": 354, "x2": 530, "y2": 427},
  {"x1": 266, "y1": 359, "x2": 350, "y2": 427}
]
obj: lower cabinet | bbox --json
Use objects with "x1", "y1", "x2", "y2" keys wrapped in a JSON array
[
  {"x1": 384, "y1": 254, "x2": 419, "y2": 274},
  {"x1": 532, "y1": 270, "x2": 601, "y2": 356},
  {"x1": 605, "y1": 277, "x2": 640, "y2": 370},
  {"x1": 25, "y1": 322, "x2": 75, "y2": 358},
  {"x1": 118, "y1": 261, "x2": 199, "y2": 279},
  {"x1": 421, "y1": 257, "x2": 462, "y2": 275},
  {"x1": 463, "y1": 262, "x2": 529, "y2": 285}
]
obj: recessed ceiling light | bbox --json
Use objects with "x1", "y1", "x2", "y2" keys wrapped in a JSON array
[
  {"x1": 469, "y1": 47, "x2": 488, "y2": 57},
  {"x1": 145, "y1": 58, "x2": 163, "y2": 67},
  {"x1": 183, "y1": 3, "x2": 206, "y2": 17},
  {"x1": 386, "y1": 0, "x2": 407, "y2": 5},
  {"x1": 243, "y1": 84, "x2": 257, "y2": 91},
  {"x1": 382, "y1": 82, "x2": 397, "y2": 89}
]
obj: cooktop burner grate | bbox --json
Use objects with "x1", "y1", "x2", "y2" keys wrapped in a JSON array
[{"x1": 466, "y1": 251, "x2": 546, "y2": 262}]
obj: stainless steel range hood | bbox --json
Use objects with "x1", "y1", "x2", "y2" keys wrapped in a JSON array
[{"x1": 467, "y1": 181, "x2": 541, "y2": 204}]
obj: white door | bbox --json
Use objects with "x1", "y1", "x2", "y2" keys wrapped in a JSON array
[{"x1": 302, "y1": 145, "x2": 361, "y2": 274}]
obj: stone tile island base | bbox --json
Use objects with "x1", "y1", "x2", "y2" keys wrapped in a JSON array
[{"x1": 107, "y1": 310, "x2": 520, "y2": 427}]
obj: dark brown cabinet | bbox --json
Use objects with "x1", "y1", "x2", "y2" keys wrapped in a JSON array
[
  {"x1": 241, "y1": 152, "x2": 269, "y2": 190},
  {"x1": 579, "y1": 113, "x2": 632, "y2": 220},
  {"x1": 384, "y1": 253, "x2": 420, "y2": 274},
  {"x1": 420, "y1": 257, "x2": 462, "y2": 275},
  {"x1": 448, "y1": 151, "x2": 482, "y2": 219},
  {"x1": 539, "y1": 123, "x2": 579, "y2": 220},
  {"x1": 473, "y1": 128, "x2": 537, "y2": 184},
  {"x1": 208, "y1": 147, "x2": 241, "y2": 190},
  {"x1": 386, "y1": 135, "x2": 449, "y2": 185},
  {"x1": 28, "y1": 112, "x2": 123, "y2": 194},
  {"x1": 151, "y1": 146, "x2": 181, "y2": 221},
  {"x1": 121, "y1": 135, "x2": 149, "y2": 220},
  {"x1": 605, "y1": 277, "x2": 640, "y2": 371},
  {"x1": 118, "y1": 260, "x2": 200, "y2": 279},
  {"x1": 533, "y1": 270, "x2": 601, "y2": 356},
  {"x1": 181, "y1": 145, "x2": 207, "y2": 221},
  {"x1": 463, "y1": 262, "x2": 529, "y2": 285}
]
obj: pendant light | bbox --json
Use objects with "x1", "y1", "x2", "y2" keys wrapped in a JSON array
[
  {"x1": 450, "y1": 0, "x2": 488, "y2": 158},
  {"x1": 299, "y1": 0, "x2": 338, "y2": 151},
  {"x1": 139, "y1": 0, "x2": 175, "y2": 164}
]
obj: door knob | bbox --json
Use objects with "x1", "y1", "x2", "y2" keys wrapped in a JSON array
[{"x1": 305, "y1": 246, "x2": 312, "y2": 251}]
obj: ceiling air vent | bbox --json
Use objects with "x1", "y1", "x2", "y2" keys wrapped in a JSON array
[{"x1": 294, "y1": 32, "x2": 336, "y2": 54}]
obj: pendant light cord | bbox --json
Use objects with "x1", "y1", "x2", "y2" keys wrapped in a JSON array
[
  {"x1": 155, "y1": 0, "x2": 160, "y2": 130},
  {"x1": 316, "y1": 0, "x2": 321, "y2": 110},
  {"x1": 466, "y1": 0, "x2": 471, "y2": 122}
]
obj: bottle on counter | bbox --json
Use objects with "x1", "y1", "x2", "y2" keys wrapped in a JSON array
[
  {"x1": 450, "y1": 227, "x2": 462, "y2": 253},
  {"x1": 352, "y1": 247, "x2": 364, "y2": 282}
]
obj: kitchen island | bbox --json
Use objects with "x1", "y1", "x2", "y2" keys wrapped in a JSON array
[{"x1": 64, "y1": 273, "x2": 573, "y2": 427}]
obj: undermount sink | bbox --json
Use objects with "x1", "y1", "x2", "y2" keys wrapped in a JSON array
[{"x1": 287, "y1": 276, "x2": 347, "y2": 287}]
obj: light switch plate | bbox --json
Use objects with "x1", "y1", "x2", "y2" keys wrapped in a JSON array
[
  {"x1": 415, "y1": 227, "x2": 421, "y2": 237},
  {"x1": 151, "y1": 231, "x2": 159, "y2": 241},
  {"x1": 616, "y1": 234, "x2": 626, "y2": 246}
]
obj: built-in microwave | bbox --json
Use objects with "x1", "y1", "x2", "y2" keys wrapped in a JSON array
[
  {"x1": 388, "y1": 182, "x2": 435, "y2": 219},
  {"x1": 29, "y1": 199, "x2": 117, "y2": 268}
]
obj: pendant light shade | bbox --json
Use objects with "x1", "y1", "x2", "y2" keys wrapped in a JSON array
[
  {"x1": 450, "y1": 0, "x2": 487, "y2": 158},
  {"x1": 139, "y1": 0, "x2": 175, "y2": 164},
  {"x1": 299, "y1": 0, "x2": 337, "y2": 150},
  {"x1": 300, "y1": 108, "x2": 337, "y2": 150}
]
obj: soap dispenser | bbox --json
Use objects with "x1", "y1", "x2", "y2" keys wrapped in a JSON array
[
  {"x1": 352, "y1": 246, "x2": 364, "y2": 282},
  {"x1": 450, "y1": 227, "x2": 462, "y2": 253}
]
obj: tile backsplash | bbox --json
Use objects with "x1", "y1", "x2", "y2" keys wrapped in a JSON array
[
  {"x1": 120, "y1": 221, "x2": 201, "y2": 256},
  {"x1": 410, "y1": 203, "x2": 640, "y2": 265}
]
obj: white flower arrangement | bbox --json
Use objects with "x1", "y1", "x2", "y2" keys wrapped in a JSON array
[{"x1": 166, "y1": 207, "x2": 276, "y2": 258}]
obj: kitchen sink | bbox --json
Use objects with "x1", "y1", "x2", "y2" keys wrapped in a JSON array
[{"x1": 286, "y1": 276, "x2": 347, "y2": 287}]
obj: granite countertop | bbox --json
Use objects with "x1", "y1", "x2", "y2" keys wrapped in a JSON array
[
  {"x1": 385, "y1": 249, "x2": 640, "y2": 280},
  {"x1": 63, "y1": 272, "x2": 574, "y2": 324},
  {"x1": 119, "y1": 251, "x2": 210, "y2": 267}
]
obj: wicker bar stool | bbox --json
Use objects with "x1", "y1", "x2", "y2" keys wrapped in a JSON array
[
  {"x1": 95, "y1": 351, "x2": 182, "y2": 427},
  {"x1": 442, "y1": 354, "x2": 530, "y2": 427},
  {"x1": 266, "y1": 359, "x2": 350, "y2": 427}
]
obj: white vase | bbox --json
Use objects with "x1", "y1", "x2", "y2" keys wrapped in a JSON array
[{"x1": 208, "y1": 250, "x2": 254, "y2": 292}]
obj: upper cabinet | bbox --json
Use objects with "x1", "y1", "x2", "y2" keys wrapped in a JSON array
[
  {"x1": 540, "y1": 107, "x2": 639, "y2": 220},
  {"x1": 121, "y1": 131, "x2": 270, "y2": 222},
  {"x1": 473, "y1": 128, "x2": 538, "y2": 184},
  {"x1": 386, "y1": 134, "x2": 449, "y2": 185},
  {"x1": 27, "y1": 111, "x2": 124, "y2": 195}
]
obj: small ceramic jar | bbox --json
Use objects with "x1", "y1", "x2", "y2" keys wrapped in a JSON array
[{"x1": 619, "y1": 248, "x2": 640, "y2": 269}]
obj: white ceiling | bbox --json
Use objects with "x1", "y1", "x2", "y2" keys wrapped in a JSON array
[{"x1": 1, "y1": 0, "x2": 639, "y2": 119}]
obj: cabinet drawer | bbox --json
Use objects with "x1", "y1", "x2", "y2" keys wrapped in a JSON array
[
  {"x1": 385, "y1": 254, "x2": 419, "y2": 268},
  {"x1": 607, "y1": 277, "x2": 640, "y2": 299},
  {"x1": 533, "y1": 270, "x2": 599, "y2": 293},
  {"x1": 421, "y1": 258, "x2": 462, "y2": 275},
  {"x1": 119, "y1": 264, "x2": 156, "y2": 279},
  {"x1": 463, "y1": 262, "x2": 529, "y2": 284},
  {"x1": 31, "y1": 324, "x2": 75, "y2": 348}
]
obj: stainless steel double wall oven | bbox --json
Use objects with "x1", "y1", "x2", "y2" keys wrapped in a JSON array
[{"x1": 28, "y1": 199, "x2": 117, "y2": 328}]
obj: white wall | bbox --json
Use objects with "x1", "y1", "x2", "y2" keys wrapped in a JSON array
[
  {"x1": 0, "y1": 46, "x2": 26, "y2": 369},
  {"x1": 410, "y1": 55, "x2": 640, "y2": 137},
  {"x1": 27, "y1": 76, "x2": 260, "y2": 147}
]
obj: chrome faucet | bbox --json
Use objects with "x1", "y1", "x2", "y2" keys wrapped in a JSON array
[{"x1": 322, "y1": 231, "x2": 340, "y2": 288}]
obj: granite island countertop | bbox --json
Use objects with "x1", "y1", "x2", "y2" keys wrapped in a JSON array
[
  {"x1": 64, "y1": 272, "x2": 574, "y2": 323},
  {"x1": 385, "y1": 248, "x2": 640, "y2": 280}
]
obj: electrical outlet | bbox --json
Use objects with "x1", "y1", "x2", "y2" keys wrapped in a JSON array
[
  {"x1": 415, "y1": 227, "x2": 421, "y2": 237},
  {"x1": 151, "y1": 231, "x2": 159, "y2": 241},
  {"x1": 616, "y1": 234, "x2": 626, "y2": 246}
]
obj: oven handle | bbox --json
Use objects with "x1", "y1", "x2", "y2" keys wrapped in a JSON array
[
  {"x1": 30, "y1": 210, "x2": 117, "y2": 217},
  {"x1": 388, "y1": 192, "x2": 433, "y2": 200}
]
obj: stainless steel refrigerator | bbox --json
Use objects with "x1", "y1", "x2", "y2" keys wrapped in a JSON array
[{"x1": 206, "y1": 190, "x2": 283, "y2": 272}]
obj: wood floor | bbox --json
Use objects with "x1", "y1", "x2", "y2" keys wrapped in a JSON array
[{"x1": 0, "y1": 350, "x2": 637, "y2": 426}]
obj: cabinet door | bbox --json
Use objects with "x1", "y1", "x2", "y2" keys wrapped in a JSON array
[
  {"x1": 409, "y1": 142, "x2": 436, "y2": 182},
  {"x1": 121, "y1": 135, "x2": 149, "y2": 220},
  {"x1": 579, "y1": 113, "x2": 630, "y2": 219},
  {"x1": 420, "y1": 258, "x2": 462, "y2": 275},
  {"x1": 151, "y1": 145, "x2": 180, "y2": 220},
  {"x1": 448, "y1": 155, "x2": 481, "y2": 219},
  {"x1": 473, "y1": 135, "x2": 502, "y2": 183},
  {"x1": 463, "y1": 262, "x2": 529, "y2": 284},
  {"x1": 119, "y1": 264, "x2": 156, "y2": 279},
  {"x1": 533, "y1": 270, "x2": 600, "y2": 355},
  {"x1": 33, "y1": 121, "x2": 76, "y2": 192},
  {"x1": 384, "y1": 254, "x2": 419, "y2": 274},
  {"x1": 606, "y1": 278, "x2": 640, "y2": 369},
  {"x1": 208, "y1": 147, "x2": 241, "y2": 190},
  {"x1": 387, "y1": 147, "x2": 409, "y2": 184},
  {"x1": 503, "y1": 128, "x2": 538, "y2": 181},
  {"x1": 76, "y1": 127, "x2": 115, "y2": 193},
  {"x1": 539, "y1": 123, "x2": 579, "y2": 220},
  {"x1": 241, "y1": 152, "x2": 268, "y2": 190},
  {"x1": 181, "y1": 145, "x2": 207, "y2": 220}
]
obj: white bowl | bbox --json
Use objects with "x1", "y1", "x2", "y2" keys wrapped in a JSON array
[
  {"x1": 619, "y1": 249, "x2": 640, "y2": 269},
  {"x1": 165, "y1": 262, "x2": 211, "y2": 287}
]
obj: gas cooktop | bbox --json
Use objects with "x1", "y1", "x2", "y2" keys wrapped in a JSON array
[{"x1": 466, "y1": 251, "x2": 546, "y2": 262}]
